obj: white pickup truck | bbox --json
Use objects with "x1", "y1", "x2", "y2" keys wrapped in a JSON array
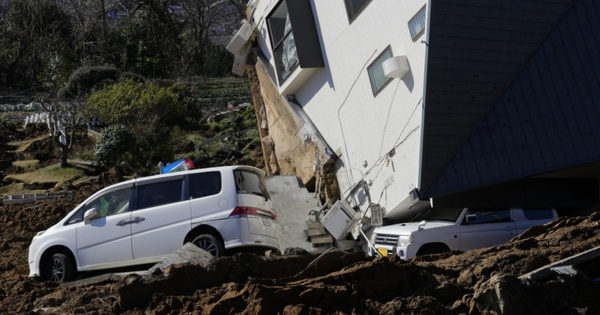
[{"x1": 370, "y1": 207, "x2": 558, "y2": 260}]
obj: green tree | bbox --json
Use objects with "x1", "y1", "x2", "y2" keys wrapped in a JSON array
[
  {"x1": 59, "y1": 66, "x2": 125, "y2": 99},
  {"x1": 87, "y1": 80, "x2": 185, "y2": 125},
  {"x1": 88, "y1": 80, "x2": 197, "y2": 174},
  {"x1": 39, "y1": 96, "x2": 86, "y2": 167},
  {"x1": 0, "y1": 0, "x2": 75, "y2": 88},
  {"x1": 94, "y1": 124, "x2": 135, "y2": 170}
]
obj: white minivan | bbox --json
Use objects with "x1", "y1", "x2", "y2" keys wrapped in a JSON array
[{"x1": 28, "y1": 165, "x2": 280, "y2": 282}]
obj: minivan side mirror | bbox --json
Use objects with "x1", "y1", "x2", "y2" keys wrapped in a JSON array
[
  {"x1": 466, "y1": 213, "x2": 477, "y2": 223},
  {"x1": 84, "y1": 208, "x2": 100, "y2": 224}
]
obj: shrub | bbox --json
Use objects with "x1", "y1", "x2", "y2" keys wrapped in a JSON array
[
  {"x1": 94, "y1": 124, "x2": 135, "y2": 170},
  {"x1": 59, "y1": 66, "x2": 123, "y2": 98}
]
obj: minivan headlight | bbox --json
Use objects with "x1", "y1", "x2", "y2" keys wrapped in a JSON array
[{"x1": 398, "y1": 235, "x2": 413, "y2": 247}]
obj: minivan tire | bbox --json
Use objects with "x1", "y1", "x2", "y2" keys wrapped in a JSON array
[
  {"x1": 192, "y1": 234, "x2": 225, "y2": 257},
  {"x1": 43, "y1": 253, "x2": 76, "y2": 283}
]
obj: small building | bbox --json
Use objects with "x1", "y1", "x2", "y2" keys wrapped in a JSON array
[{"x1": 228, "y1": 0, "x2": 600, "y2": 223}]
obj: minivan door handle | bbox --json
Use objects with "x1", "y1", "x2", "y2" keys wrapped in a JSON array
[
  {"x1": 116, "y1": 217, "x2": 145, "y2": 226},
  {"x1": 117, "y1": 219, "x2": 133, "y2": 226},
  {"x1": 131, "y1": 217, "x2": 145, "y2": 224}
]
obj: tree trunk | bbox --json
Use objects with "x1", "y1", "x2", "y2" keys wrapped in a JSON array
[
  {"x1": 58, "y1": 140, "x2": 70, "y2": 168},
  {"x1": 60, "y1": 150, "x2": 69, "y2": 168}
]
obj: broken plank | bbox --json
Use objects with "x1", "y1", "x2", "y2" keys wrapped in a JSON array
[
  {"x1": 310, "y1": 235, "x2": 333, "y2": 245},
  {"x1": 303, "y1": 227, "x2": 326, "y2": 237},
  {"x1": 520, "y1": 245, "x2": 600, "y2": 281}
]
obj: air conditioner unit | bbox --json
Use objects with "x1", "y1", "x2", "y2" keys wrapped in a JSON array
[
  {"x1": 232, "y1": 54, "x2": 247, "y2": 76},
  {"x1": 382, "y1": 55, "x2": 410, "y2": 79},
  {"x1": 320, "y1": 200, "x2": 359, "y2": 240},
  {"x1": 226, "y1": 20, "x2": 252, "y2": 55}
]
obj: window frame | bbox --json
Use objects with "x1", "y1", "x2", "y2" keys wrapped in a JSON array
[
  {"x1": 189, "y1": 171, "x2": 223, "y2": 199},
  {"x1": 462, "y1": 209, "x2": 512, "y2": 225},
  {"x1": 367, "y1": 45, "x2": 394, "y2": 96},
  {"x1": 234, "y1": 170, "x2": 271, "y2": 200},
  {"x1": 408, "y1": 5, "x2": 427, "y2": 41},
  {"x1": 135, "y1": 178, "x2": 185, "y2": 211},
  {"x1": 267, "y1": 1, "x2": 300, "y2": 84},
  {"x1": 65, "y1": 185, "x2": 133, "y2": 225},
  {"x1": 344, "y1": 0, "x2": 372, "y2": 23},
  {"x1": 522, "y1": 208, "x2": 554, "y2": 220}
]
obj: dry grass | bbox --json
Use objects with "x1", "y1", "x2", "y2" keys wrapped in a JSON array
[
  {"x1": 0, "y1": 182, "x2": 27, "y2": 196},
  {"x1": 12, "y1": 159, "x2": 39, "y2": 171},
  {"x1": 6, "y1": 163, "x2": 85, "y2": 184},
  {"x1": 9, "y1": 134, "x2": 49, "y2": 153}
]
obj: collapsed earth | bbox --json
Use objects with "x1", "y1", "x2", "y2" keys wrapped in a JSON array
[{"x1": 1, "y1": 118, "x2": 600, "y2": 315}]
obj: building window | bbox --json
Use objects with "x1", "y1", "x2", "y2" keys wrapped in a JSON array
[
  {"x1": 268, "y1": 1, "x2": 299, "y2": 83},
  {"x1": 367, "y1": 46, "x2": 393, "y2": 95},
  {"x1": 408, "y1": 6, "x2": 426, "y2": 41},
  {"x1": 345, "y1": 0, "x2": 371, "y2": 22}
]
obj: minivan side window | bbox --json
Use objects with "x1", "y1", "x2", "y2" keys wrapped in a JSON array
[
  {"x1": 66, "y1": 207, "x2": 86, "y2": 225},
  {"x1": 523, "y1": 208, "x2": 554, "y2": 220},
  {"x1": 189, "y1": 171, "x2": 222, "y2": 199},
  {"x1": 234, "y1": 170, "x2": 270, "y2": 199},
  {"x1": 65, "y1": 188, "x2": 131, "y2": 225},
  {"x1": 137, "y1": 179, "x2": 183, "y2": 210},
  {"x1": 86, "y1": 188, "x2": 131, "y2": 218},
  {"x1": 464, "y1": 209, "x2": 511, "y2": 225}
]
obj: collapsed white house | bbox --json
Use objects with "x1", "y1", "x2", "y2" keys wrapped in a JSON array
[{"x1": 227, "y1": 0, "x2": 600, "y2": 231}]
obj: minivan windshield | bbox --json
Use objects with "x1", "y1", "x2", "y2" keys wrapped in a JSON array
[
  {"x1": 409, "y1": 207, "x2": 463, "y2": 223},
  {"x1": 234, "y1": 170, "x2": 270, "y2": 200}
]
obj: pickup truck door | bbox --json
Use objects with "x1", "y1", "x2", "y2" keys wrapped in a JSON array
[
  {"x1": 514, "y1": 208, "x2": 556, "y2": 234},
  {"x1": 459, "y1": 209, "x2": 517, "y2": 252}
]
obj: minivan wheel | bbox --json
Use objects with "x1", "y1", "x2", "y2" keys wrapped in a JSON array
[
  {"x1": 43, "y1": 253, "x2": 76, "y2": 283},
  {"x1": 192, "y1": 234, "x2": 225, "y2": 257}
]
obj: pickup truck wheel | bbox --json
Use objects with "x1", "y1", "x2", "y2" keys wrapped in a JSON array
[
  {"x1": 417, "y1": 244, "x2": 449, "y2": 256},
  {"x1": 192, "y1": 234, "x2": 225, "y2": 257},
  {"x1": 43, "y1": 253, "x2": 75, "y2": 283}
]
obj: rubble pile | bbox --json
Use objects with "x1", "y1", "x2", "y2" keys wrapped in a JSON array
[{"x1": 1, "y1": 125, "x2": 600, "y2": 314}]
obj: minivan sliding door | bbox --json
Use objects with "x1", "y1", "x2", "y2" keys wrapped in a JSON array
[{"x1": 130, "y1": 176, "x2": 191, "y2": 261}]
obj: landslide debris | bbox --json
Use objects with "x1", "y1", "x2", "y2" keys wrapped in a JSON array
[
  {"x1": 1, "y1": 124, "x2": 600, "y2": 314},
  {"x1": 2, "y1": 194, "x2": 600, "y2": 315}
]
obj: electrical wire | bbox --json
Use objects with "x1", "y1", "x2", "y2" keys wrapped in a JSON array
[
  {"x1": 0, "y1": 86, "x2": 42, "y2": 101},
  {"x1": 337, "y1": 49, "x2": 378, "y2": 187},
  {"x1": 342, "y1": 97, "x2": 423, "y2": 198},
  {"x1": 378, "y1": 80, "x2": 401, "y2": 157}
]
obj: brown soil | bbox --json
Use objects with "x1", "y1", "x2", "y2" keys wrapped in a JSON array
[{"x1": 1, "y1": 124, "x2": 600, "y2": 315}]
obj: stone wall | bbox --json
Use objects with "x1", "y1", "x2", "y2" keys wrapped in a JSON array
[{"x1": 246, "y1": 54, "x2": 339, "y2": 202}]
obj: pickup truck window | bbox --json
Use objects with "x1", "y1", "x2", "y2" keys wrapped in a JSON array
[
  {"x1": 410, "y1": 207, "x2": 463, "y2": 222},
  {"x1": 464, "y1": 209, "x2": 511, "y2": 225},
  {"x1": 522, "y1": 208, "x2": 554, "y2": 220}
]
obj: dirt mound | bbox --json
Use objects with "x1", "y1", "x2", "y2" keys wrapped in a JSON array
[
  {"x1": 23, "y1": 137, "x2": 57, "y2": 163},
  {"x1": 1, "y1": 209, "x2": 598, "y2": 314},
  {"x1": 23, "y1": 123, "x2": 47, "y2": 138},
  {"x1": 1, "y1": 128, "x2": 600, "y2": 314}
]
